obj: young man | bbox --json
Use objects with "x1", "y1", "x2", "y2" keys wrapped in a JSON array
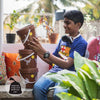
[{"x1": 28, "y1": 10, "x2": 87, "y2": 100}]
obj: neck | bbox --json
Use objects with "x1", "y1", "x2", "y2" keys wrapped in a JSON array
[{"x1": 69, "y1": 32, "x2": 79, "y2": 37}]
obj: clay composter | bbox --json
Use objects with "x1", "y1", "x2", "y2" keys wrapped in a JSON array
[{"x1": 16, "y1": 24, "x2": 38, "y2": 88}]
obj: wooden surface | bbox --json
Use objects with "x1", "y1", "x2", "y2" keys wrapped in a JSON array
[{"x1": 0, "y1": 85, "x2": 54, "y2": 99}]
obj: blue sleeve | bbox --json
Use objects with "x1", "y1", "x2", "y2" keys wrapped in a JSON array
[
  {"x1": 53, "y1": 39, "x2": 62, "y2": 57},
  {"x1": 69, "y1": 43, "x2": 87, "y2": 59}
]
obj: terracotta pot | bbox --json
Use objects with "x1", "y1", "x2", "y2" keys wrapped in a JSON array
[
  {"x1": 20, "y1": 68, "x2": 38, "y2": 88},
  {"x1": 19, "y1": 49, "x2": 37, "y2": 69},
  {"x1": 16, "y1": 24, "x2": 36, "y2": 49},
  {"x1": 48, "y1": 33, "x2": 59, "y2": 44}
]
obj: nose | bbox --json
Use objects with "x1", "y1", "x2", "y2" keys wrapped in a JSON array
[{"x1": 63, "y1": 23, "x2": 66, "y2": 29}]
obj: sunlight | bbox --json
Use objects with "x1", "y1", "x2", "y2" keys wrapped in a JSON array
[{"x1": 3, "y1": 0, "x2": 35, "y2": 13}]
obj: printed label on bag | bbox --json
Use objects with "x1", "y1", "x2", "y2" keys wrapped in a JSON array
[{"x1": 5, "y1": 76, "x2": 26, "y2": 96}]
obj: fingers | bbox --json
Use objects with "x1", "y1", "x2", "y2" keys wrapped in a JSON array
[
  {"x1": 29, "y1": 41, "x2": 36, "y2": 46},
  {"x1": 27, "y1": 44, "x2": 36, "y2": 52},
  {"x1": 27, "y1": 44, "x2": 33, "y2": 49},
  {"x1": 28, "y1": 40, "x2": 39, "y2": 49},
  {"x1": 30, "y1": 37, "x2": 41, "y2": 47},
  {"x1": 33, "y1": 37, "x2": 39, "y2": 43},
  {"x1": 28, "y1": 37, "x2": 42, "y2": 53}
]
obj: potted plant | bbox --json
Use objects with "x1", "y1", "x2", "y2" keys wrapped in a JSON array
[
  {"x1": 46, "y1": 26, "x2": 59, "y2": 44},
  {"x1": 47, "y1": 52, "x2": 100, "y2": 100},
  {"x1": 6, "y1": 10, "x2": 20, "y2": 43},
  {"x1": 42, "y1": 16, "x2": 59, "y2": 44}
]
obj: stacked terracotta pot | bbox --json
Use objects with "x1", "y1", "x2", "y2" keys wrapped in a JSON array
[{"x1": 16, "y1": 24, "x2": 38, "y2": 88}]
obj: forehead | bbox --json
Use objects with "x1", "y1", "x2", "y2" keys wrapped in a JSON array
[{"x1": 64, "y1": 18, "x2": 73, "y2": 22}]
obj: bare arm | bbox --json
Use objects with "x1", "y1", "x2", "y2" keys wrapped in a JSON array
[
  {"x1": 37, "y1": 52, "x2": 53, "y2": 65},
  {"x1": 28, "y1": 37, "x2": 74, "y2": 69},
  {"x1": 47, "y1": 54, "x2": 74, "y2": 69}
]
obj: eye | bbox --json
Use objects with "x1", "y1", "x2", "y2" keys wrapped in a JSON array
[
  {"x1": 64, "y1": 21, "x2": 70, "y2": 25},
  {"x1": 66, "y1": 22, "x2": 70, "y2": 25}
]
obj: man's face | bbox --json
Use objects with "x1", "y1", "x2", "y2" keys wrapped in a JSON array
[{"x1": 63, "y1": 18, "x2": 80, "y2": 36}]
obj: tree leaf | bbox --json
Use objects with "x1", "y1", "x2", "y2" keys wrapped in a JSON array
[
  {"x1": 79, "y1": 64, "x2": 93, "y2": 79},
  {"x1": 46, "y1": 73, "x2": 66, "y2": 83},
  {"x1": 63, "y1": 73, "x2": 89, "y2": 100},
  {"x1": 74, "y1": 51, "x2": 85, "y2": 71},
  {"x1": 97, "y1": 85, "x2": 100, "y2": 98},
  {"x1": 84, "y1": 59, "x2": 100, "y2": 85},
  {"x1": 68, "y1": 86, "x2": 81, "y2": 98},
  {"x1": 79, "y1": 71, "x2": 98, "y2": 99},
  {"x1": 74, "y1": 51, "x2": 100, "y2": 85},
  {"x1": 56, "y1": 92, "x2": 82, "y2": 100}
]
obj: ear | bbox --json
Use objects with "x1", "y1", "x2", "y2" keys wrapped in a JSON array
[{"x1": 76, "y1": 22, "x2": 81, "y2": 28}]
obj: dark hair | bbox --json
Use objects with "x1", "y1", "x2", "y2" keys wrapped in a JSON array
[{"x1": 64, "y1": 10, "x2": 84, "y2": 28}]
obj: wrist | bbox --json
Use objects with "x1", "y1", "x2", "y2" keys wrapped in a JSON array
[{"x1": 43, "y1": 51, "x2": 50, "y2": 58}]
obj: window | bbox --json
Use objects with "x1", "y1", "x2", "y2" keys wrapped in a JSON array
[{"x1": 3, "y1": 0, "x2": 55, "y2": 44}]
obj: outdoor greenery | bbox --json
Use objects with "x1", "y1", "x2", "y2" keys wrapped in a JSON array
[
  {"x1": 46, "y1": 51, "x2": 100, "y2": 100},
  {"x1": 3, "y1": 0, "x2": 100, "y2": 43},
  {"x1": 15, "y1": 0, "x2": 100, "y2": 20},
  {"x1": 5, "y1": 0, "x2": 100, "y2": 27},
  {"x1": 82, "y1": 0, "x2": 100, "y2": 20},
  {"x1": 6, "y1": 10, "x2": 20, "y2": 33},
  {"x1": 55, "y1": 0, "x2": 100, "y2": 20}
]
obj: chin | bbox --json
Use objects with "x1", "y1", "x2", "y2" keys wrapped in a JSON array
[
  {"x1": 65, "y1": 31, "x2": 69, "y2": 34},
  {"x1": 65, "y1": 30, "x2": 69, "y2": 33},
  {"x1": 65, "y1": 33, "x2": 69, "y2": 34}
]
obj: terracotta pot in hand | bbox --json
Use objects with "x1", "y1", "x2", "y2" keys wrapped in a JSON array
[
  {"x1": 19, "y1": 49, "x2": 37, "y2": 69},
  {"x1": 18, "y1": 49, "x2": 38, "y2": 88},
  {"x1": 20, "y1": 68, "x2": 38, "y2": 88},
  {"x1": 16, "y1": 24, "x2": 36, "y2": 49}
]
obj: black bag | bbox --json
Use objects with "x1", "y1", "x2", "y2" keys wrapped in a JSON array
[{"x1": 9, "y1": 77, "x2": 22, "y2": 94}]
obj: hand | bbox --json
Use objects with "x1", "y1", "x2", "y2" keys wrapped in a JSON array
[{"x1": 28, "y1": 37, "x2": 46, "y2": 55}]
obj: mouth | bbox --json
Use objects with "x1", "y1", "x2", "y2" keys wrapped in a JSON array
[
  {"x1": 65, "y1": 29, "x2": 69, "y2": 33},
  {"x1": 64, "y1": 27, "x2": 69, "y2": 30}
]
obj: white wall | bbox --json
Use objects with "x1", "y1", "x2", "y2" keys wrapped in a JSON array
[
  {"x1": 0, "y1": 0, "x2": 3, "y2": 54},
  {"x1": 2, "y1": 43, "x2": 57, "y2": 80}
]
